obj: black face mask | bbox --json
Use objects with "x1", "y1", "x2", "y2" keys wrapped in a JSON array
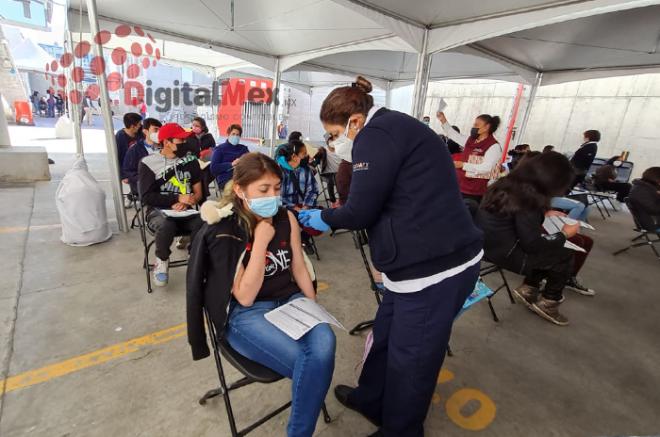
[
  {"x1": 173, "y1": 144, "x2": 188, "y2": 158},
  {"x1": 470, "y1": 127, "x2": 480, "y2": 139},
  {"x1": 299, "y1": 156, "x2": 310, "y2": 167}
]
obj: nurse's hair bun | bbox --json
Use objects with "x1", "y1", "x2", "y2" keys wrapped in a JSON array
[{"x1": 352, "y1": 76, "x2": 372, "y2": 94}]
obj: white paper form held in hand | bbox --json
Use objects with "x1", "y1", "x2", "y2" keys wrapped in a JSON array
[
  {"x1": 161, "y1": 209, "x2": 200, "y2": 218},
  {"x1": 437, "y1": 98, "x2": 448, "y2": 114},
  {"x1": 542, "y1": 215, "x2": 595, "y2": 253},
  {"x1": 265, "y1": 298, "x2": 345, "y2": 340}
]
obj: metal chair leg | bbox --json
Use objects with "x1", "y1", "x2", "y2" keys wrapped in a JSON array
[
  {"x1": 497, "y1": 268, "x2": 515, "y2": 304},
  {"x1": 199, "y1": 387, "x2": 223, "y2": 405},
  {"x1": 487, "y1": 297, "x2": 499, "y2": 322},
  {"x1": 349, "y1": 320, "x2": 374, "y2": 335},
  {"x1": 321, "y1": 402, "x2": 332, "y2": 423}
]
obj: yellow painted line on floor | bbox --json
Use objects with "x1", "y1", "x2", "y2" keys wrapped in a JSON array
[
  {"x1": 0, "y1": 224, "x2": 61, "y2": 234},
  {"x1": 0, "y1": 323, "x2": 186, "y2": 394}
]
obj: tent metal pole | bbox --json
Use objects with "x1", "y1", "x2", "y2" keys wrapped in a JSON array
[
  {"x1": 269, "y1": 57, "x2": 281, "y2": 157},
  {"x1": 411, "y1": 29, "x2": 431, "y2": 119},
  {"x1": 517, "y1": 72, "x2": 543, "y2": 144},
  {"x1": 64, "y1": 30, "x2": 84, "y2": 158},
  {"x1": 0, "y1": 93, "x2": 10, "y2": 147},
  {"x1": 85, "y1": 0, "x2": 128, "y2": 232},
  {"x1": 385, "y1": 81, "x2": 392, "y2": 108}
]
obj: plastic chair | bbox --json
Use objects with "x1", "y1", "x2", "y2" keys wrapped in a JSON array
[
  {"x1": 348, "y1": 230, "x2": 383, "y2": 336},
  {"x1": 137, "y1": 194, "x2": 192, "y2": 294},
  {"x1": 479, "y1": 260, "x2": 515, "y2": 322},
  {"x1": 612, "y1": 199, "x2": 660, "y2": 260},
  {"x1": 199, "y1": 309, "x2": 332, "y2": 436}
]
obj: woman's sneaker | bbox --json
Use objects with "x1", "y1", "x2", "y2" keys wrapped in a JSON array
[
  {"x1": 566, "y1": 276, "x2": 595, "y2": 296},
  {"x1": 153, "y1": 258, "x2": 169, "y2": 287},
  {"x1": 512, "y1": 284, "x2": 539, "y2": 308},
  {"x1": 530, "y1": 297, "x2": 569, "y2": 326}
]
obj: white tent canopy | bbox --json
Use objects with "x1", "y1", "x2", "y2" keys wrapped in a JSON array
[
  {"x1": 69, "y1": 0, "x2": 660, "y2": 79},
  {"x1": 292, "y1": 50, "x2": 522, "y2": 88},
  {"x1": 3, "y1": 26, "x2": 56, "y2": 73},
  {"x1": 455, "y1": 4, "x2": 660, "y2": 85}
]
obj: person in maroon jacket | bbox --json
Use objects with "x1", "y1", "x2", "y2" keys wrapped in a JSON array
[{"x1": 437, "y1": 111, "x2": 503, "y2": 204}]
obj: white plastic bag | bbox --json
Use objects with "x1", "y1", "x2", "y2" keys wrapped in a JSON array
[
  {"x1": 54, "y1": 115, "x2": 74, "y2": 139},
  {"x1": 56, "y1": 157, "x2": 112, "y2": 246}
]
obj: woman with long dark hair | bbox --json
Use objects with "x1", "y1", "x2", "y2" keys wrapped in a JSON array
[
  {"x1": 299, "y1": 76, "x2": 483, "y2": 436},
  {"x1": 477, "y1": 152, "x2": 593, "y2": 325},
  {"x1": 187, "y1": 153, "x2": 335, "y2": 437}
]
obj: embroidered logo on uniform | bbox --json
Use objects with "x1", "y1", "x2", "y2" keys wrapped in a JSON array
[{"x1": 353, "y1": 162, "x2": 369, "y2": 172}]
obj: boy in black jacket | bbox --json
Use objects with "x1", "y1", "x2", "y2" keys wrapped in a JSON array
[
  {"x1": 122, "y1": 117, "x2": 162, "y2": 195},
  {"x1": 138, "y1": 123, "x2": 203, "y2": 287}
]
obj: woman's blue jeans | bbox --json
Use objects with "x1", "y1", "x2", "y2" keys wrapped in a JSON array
[
  {"x1": 226, "y1": 293, "x2": 336, "y2": 437},
  {"x1": 551, "y1": 197, "x2": 589, "y2": 221}
]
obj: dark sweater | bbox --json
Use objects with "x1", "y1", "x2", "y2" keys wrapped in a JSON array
[
  {"x1": 321, "y1": 108, "x2": 483, "y2": 281},
  {"x1": 628, "y1": 178, "x2": 660, "y2": 230},
  {"x1": 121, "y1": 140, "x2": 152, "y2": 193},
  {"x1": 115, "y1": 129, "x2": 140, "y2": 171},
  {"x1": 570, "y1": 142, "x2": 598, "y2": 173},
  {"x1": 210, "y1": 141, "x2": 250, "y2": 187},
  {"x1": 476, "y1": 208, "x2": 567, "y2": 268}
]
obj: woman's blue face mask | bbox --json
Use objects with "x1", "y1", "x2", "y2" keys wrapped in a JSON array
[{"x1": 241, "y1": 191, "x2": 282, "y2": 218}]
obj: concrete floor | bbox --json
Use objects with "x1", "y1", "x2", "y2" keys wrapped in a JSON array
[{"x1": 1, "y1": 153, "x2": 660, "y2": 437}]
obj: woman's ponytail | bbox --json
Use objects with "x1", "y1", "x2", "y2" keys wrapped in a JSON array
[{"x1": 477, "y1": 114, "x2": 501, "y2": 135}]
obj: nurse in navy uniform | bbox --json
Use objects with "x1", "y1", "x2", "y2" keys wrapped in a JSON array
[{"x1": 299, "y1": 76, "x2": 484, "y2": 437}]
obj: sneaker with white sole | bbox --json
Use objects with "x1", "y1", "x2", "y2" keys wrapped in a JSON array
[
  {"x1": 153, "y1": 257, "x2": 169, "y2": 287},
  {"x1": 175, "y1": 236, "x2": 190, "y2": 250},
  {"x1": 512, "y1": 283, "x2": 540, "y2": 308},
  {"x1": 566, "y1": 276, "x2": 595, "y2": 296}
]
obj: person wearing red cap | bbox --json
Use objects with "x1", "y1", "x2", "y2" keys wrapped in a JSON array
[{"x1": 138, "y1": 123, "x2": 204, "y2": 287}]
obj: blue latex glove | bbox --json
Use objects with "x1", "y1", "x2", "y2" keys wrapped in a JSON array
[{"x1": 298, "y1": 209, "x2": 330, "y2": 232}]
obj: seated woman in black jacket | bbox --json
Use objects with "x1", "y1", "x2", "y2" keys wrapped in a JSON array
[
  {"x1": 186, "y1": 152, "x2": 335, "y2": 437},
  {"x1": 628, "y1": 166, "x2": 660, "y2": 231},
  {"x1": 477, "y1": 152, "x2": 587, "y2": 326}
]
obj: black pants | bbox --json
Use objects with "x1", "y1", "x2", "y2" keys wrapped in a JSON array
[
  {"x1": 147, "y1": 210, "x2": 202, "y2": 261},
  {"x1": 596, "y1": 181, "x2": 631, "y2": 202},
  {"x1": 503, "y1": 247, "x2": 573, "y2": 301},
  {"x1": 461, "y1": 192, "x2": 483, "y2": 205},
  {"x1": 321, "y1": 174, "x2": 337, "y2": 203},
  {"x1": 349, "y1": 263, "x2": 479, "y2": 436}
]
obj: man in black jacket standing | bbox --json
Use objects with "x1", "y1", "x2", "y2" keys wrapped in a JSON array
[{"x1": 570, "y1": 129, "x2": 600, "y2": 188}]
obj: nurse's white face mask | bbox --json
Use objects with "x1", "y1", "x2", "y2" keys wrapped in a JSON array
[{"x1": 330, "y1": 119, "x2": 354, "y2": 162}]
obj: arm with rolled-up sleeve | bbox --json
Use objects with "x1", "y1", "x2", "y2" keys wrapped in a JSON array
[
  {"x1": 441, "y1": 121, "x2": 469, "y2": 146},
  {"x1": 321, "y1": 128, "x2": 400, "y2": 230},
  {"x1": 462, "y1": 143, "x2": 502, "y2": 174}
]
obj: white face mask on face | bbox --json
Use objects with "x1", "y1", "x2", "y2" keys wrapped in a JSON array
[
  {"x1": 149, "y1": 131, "x2": 160, "y2": 144},
  {"x1": 330, "y1": 119, "x2": 354, "y2": 162}
]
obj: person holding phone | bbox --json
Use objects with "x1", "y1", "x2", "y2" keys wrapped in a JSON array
[{"x1": 437, "y1": 111, "x2": 502, "y2": 204}]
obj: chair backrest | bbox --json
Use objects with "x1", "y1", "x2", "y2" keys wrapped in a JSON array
[
  {"x1": 615, "y1": 161, "x2": 634, "y2": 183},
  {"x1": 586, "y1": 157, "x2": 606, "y2": 179},
  {"x1": 626, "y1": 198, "x2": 657, "y2": 232},
  {"x1": 352, "y1": 230, "x2": 380, "y2": 292}
]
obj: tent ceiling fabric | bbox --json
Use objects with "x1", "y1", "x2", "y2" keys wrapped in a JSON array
[
  {"x1": 290, "y1": 50, "x2": 522, "y2": 87},
  {"x1": 470, "y1": 4, "x2": 660, "y2": 84},
  {"x1": 68, "y1": 0, "x2": 660, "y2": 87}
]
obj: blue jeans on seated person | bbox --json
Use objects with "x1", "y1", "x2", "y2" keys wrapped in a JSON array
[
  {"x1": 551, "y1": 197, "x2": 589, "y2": 222},
  {"x1": 226, "y1": 293, "x2": 336, "y2": 437}
]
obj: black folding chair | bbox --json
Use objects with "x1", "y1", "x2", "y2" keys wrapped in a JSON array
[
  {"x1": 612, "y1": 199, "x2": 660, "y2": 260},
  {"x1": 314, "y1": 164, "x2": 337, "y2": 209},
  {"x1": 348, "y1": 230, "x2": 384, "y2": 336},
  {"x1": 199, "y1": 310, "x2": 332, "y2": 436},
  {"x1": 137, "y1": 195, "x2": 191, "y2": 294},
  {"x1": 479, "y1": 260, "x2": 515, "y2": 322}
]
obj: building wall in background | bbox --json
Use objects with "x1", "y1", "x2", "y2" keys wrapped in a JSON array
[{"x1": 417, "y1": 74, "x2": 660, "y2": 179}]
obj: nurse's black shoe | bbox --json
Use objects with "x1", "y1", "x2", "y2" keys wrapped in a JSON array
[{"x1": 334, "y1": 385, "x2": 381, "y2": 427}]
